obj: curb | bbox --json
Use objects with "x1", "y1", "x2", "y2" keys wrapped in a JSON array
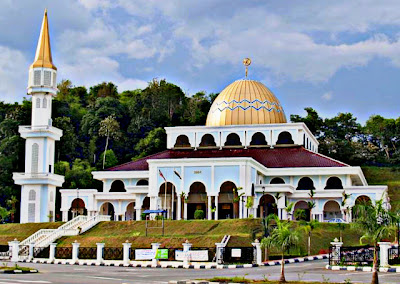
[
  {"x1": 2, "y1": 269, "x2": 38, "y2": 274},
  {"x1": 326, "y1": 265, "x2": 400, "y2": 273},
  {"x1": 19, "y1": 254, "x2": 328, "y2": 270},
  {"x1": 169, "y1": 282, "x2": 231, "y2": 284}
]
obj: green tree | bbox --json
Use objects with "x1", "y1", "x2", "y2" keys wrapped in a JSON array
[
  {"x1": 97, "y1": 149, "x2": 118, "y2": 169},
  {"x1": 134, "y1": 127, "x2": 166, "y2": 159},
  {"x1": 0, "y1": 206, "x2": 10, "y2": 223},
  {"x1": 352, "y1": 199, "x2": 395, "y2": 284},
  {"x1": 262, "y1": 215, "x2": 301, "y2": 283},
  {"x1": 300, "y1": 219, "x2": 319, "y2": 255},
  {"x1": 99, "y1": 115, "x2": 121, "y2": 169}
]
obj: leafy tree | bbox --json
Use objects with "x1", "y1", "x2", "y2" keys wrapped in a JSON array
[
  {"x1": 0, "y1": 206, "x2": 10, "y2": 223},
  {"x1": 6, "y1": 196, "x2": 18, "y2": 223},
  {"x1": 99, "y1": 115, "x2": 121, "y2": 169},
  {"x1": 133, "y1": 127, "x2": 166, "y2": 159},
  {"x1": 63, "y1": 159, "x2": 101, "y2": 190},
  {"x1": 96, "y1": 149, "x2": 118, "y2": 169},
  {"x1": 352, "y1": 199, "x2": 395, "y2": 284},
  {"x1": 300, "y1": 219, "x2": 319, "y2": 255},
  {"x1": 53, "y1": 116, "x2": 80, "y2": 161},
  {"x1": 262, "y1": 215, "x2": 301, "y2": 283}
]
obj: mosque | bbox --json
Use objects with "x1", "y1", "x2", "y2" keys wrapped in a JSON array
[{"x1": 14, "y1": 11, "x2": 389, "y2": 224}]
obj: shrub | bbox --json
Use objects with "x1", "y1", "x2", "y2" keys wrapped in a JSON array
[{"x1": 194, "y1": 209, "x2": 204, "y2": 219}]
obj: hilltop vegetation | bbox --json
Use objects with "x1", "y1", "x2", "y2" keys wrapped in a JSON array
[{"x1": 1, "y1": 79, "x2": 400, "y2": 220}]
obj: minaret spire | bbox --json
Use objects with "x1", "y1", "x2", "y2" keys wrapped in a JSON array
[{"x1": 30, "y1": 8, "x2": 56, "y2": 70}]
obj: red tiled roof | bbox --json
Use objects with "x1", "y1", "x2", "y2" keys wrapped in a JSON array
[{"x1": 107, "y1": 146, "x2": 348, "y2": 171}]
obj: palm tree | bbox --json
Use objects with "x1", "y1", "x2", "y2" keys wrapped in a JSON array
[
  {"x1": 262, "y1": 215, "x2": 300, "y2": 283},
  {"x1": 300, "y1": 219, "x2": 319, "y2": 255},
  {"x1": 352, "y1": 199, "x2": 395, "y2": 284},
  {"x1": 284, "y1": 202, "x2": 295, "y2": 220}
]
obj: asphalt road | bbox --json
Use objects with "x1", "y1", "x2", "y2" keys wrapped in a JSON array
[{"x1": 0, "y1": 260, "x2": 399, "y2": 284}]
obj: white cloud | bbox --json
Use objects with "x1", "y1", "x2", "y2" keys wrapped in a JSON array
[
  {"x1": 321, "y1": 91, "x2": 333, "y2": 101},
  {"x1": 0, "y1": 46, "x2": 29, "y2": 103}
]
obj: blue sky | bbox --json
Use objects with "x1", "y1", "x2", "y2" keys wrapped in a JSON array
[{"x1": 1, "y1": 0, "x2": 400, "y2": 123}]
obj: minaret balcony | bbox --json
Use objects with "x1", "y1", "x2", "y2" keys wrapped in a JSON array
[
  {"x1": 19, "y1": 125, "x2": 62, "y2": 140},
  {"x1": 13, "y1": 172, "x2": 64, "y2": 187}
]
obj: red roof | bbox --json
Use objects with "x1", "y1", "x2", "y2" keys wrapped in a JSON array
[{"x1": 107, "y1": 146, "x2": 348, "y2": 171}]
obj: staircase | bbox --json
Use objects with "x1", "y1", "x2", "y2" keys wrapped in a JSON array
[{"x1": 19, "y1": 215, "x2": 110, "y2": 254}]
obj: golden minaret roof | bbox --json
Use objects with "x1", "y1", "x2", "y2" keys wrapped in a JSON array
[
  {"x1": 205, "y1": 59, "x2": 286, "y2": 126},
  {"x1": 30, "y1": 9, "x2": 57, "y2": 70}
]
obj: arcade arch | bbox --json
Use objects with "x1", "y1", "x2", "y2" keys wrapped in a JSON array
[
  {"x1": 250, "y1": 132, "x2": 268, "y2": 146},
  {"x1": 258, "y1": 194, "x2": 277, "y2": 218},
  {"x1": 276, "y1": 131, "x2": 294, "y2": 145},
  {"x1": 325, "y1": 177, "x2": 343, "y2": 189},
  {"x1": 296, "y1": 177, "x2": 315, "y2": 190},
  {"x1": 100, "y1": 202, "x2": 115, "y2": 221},
  {"x1": 199, "y1": 134, "x2": 217, "y2": 147},
  {"x1": 159, "y1": 182, "x2": 177, "y2": 219},
  {"x1": 110, "y1": 180, "x2": 126, "y2": 192},
  {"x1": 187, "y1": 182, "x2": 207, "y2": 219},
  {"x1": 323, "y1": 200, "x2": 342, "y2": 221},
  {"x1": 218, "y1": 181, "x2": 238, "y2": 219},
  {"x1": 293, "y1": 201, "x2": 310, "y2": 221},
  {"x1": 69, "y1": 198, "x2": 87, "y2": 220},
  {"x1": 224, "y1": 133, "x2": 242, "y2": 147},
  {"x1": 174, "y1": 135, "x2": 191, "y2": 148}
]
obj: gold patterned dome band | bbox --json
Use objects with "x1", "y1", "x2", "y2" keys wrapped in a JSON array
[{"x1": 206, "y1": 80, "x2": 286, "y2": 126}]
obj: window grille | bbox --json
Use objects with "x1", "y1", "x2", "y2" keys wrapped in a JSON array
[
  {"x1": 28, "y1": 203, "x2": 35, "y2": 222},
  {"x1": 34, "y1": 70, "x2": 41, "y2": 85},
  {"x1": 31, "y1": 143, "x2": 39, "y2": 173},
  {"x1": 36, "y1": 98, "x2": 40, "y2": 108},
  {"x1": 43, "y1": 98, "x2": 47, "y2": 108},
  {"x1": 43, "y1": 71, "x2": 51, "y2": 86},
  {"x1": 29, "y1": 190, "x2": 36, "y2": 201}
]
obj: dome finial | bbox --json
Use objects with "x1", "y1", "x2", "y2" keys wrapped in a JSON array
[{"x1": 243, "y1": 58, "x2": 251, "y2": 78}]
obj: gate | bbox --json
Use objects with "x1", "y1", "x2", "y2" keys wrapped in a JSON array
[
  {"x1": 388, "y1": 247, "x2": 399, "y2": 265},
  {"x1": 329, "y1": 246, "x2": 375, "y2": 266}
]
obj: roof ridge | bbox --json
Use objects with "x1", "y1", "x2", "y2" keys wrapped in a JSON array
[
  {"x1": 106, "y1": 149, "x2": 170, "y2": 171},
  {"x1": 301, "y1": 147, "x2": 349, "y2": 167}
]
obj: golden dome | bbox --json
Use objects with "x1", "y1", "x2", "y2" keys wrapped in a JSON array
[{"x1": 206, "y1": 80, "x2": 287, "y2": 126}]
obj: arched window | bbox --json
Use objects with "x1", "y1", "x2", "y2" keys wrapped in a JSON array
[
  {"x1": 136, "y1": 179, "x2": 149, "y2": 186},
  {"x1": 296, "y1": 177, "x2": 315, "y2": 190},
  {"x1": 325, "y1": 177, "x2": 343, "y2": 189},
  {"x1": 28, "y1": 190, "x2": 36, "y2": 201},
  {"x1": 174, "y1": 135, "x2": 191, "y2": 148},
  {"x1": 270, "y1": 177, "x2": 285, "y2": 184},
  {"x1": 224, "y1": 133, "x2": 242, "y2": 146},
  {"x1": 42, "y1": 98, "x2": 47, "y2": 108},
  {"x1": 36, "y1": 98, "x2": 40, "y2": 108},
  {"x1": 31, "y1": 143, "x2": 39, "y2": 173},
  {"x1": 276, "y1": 131, "x2": 294, "y2": 145},
  {"x1": 250, "y1": 132, "x2": 268, "y2": 146},
  {"x1": 199, "y1": 134, "x2": 216, "y2": 147},
  {"x1": 110, "y1": 180, "x2": 126, "y2": 192}
]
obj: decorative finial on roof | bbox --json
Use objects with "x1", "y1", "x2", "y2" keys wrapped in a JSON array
[
  {"x1": 30, "y1": 9, "x2": 57, "y2": 70},
  {"x1": 243, "y1": 58, "x2": 251, "y2": 79}
]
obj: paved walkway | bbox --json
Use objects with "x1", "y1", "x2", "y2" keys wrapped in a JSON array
[{"x1": 1, "y1": 260, "x2": 400, "y2": 284}]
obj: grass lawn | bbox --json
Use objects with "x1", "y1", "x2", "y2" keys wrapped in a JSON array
[
  {"x1": 0, "y1": 264, "x2": 34, "y2": 271},
  {"x1": 0, "y1": 222, "x2": 63, "y2": 245},
  {"x1": 206, "y1": 277, "x2": 340, "y2": 283}
]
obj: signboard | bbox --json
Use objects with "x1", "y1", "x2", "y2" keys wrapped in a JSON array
[
  {"x1": 135, "y1": 249, "x2": 168, "y2": 260},
  {"x1": 231, "y1": 248, "x2": 241, "y2": 258},
  {"x1": 175, "y1": 250, "x2": 209, "y2": 261}
]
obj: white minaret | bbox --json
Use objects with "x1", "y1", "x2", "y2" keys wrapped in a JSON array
[{"x1": 13, "y1": 9, "x2": 64, "y2": 223}]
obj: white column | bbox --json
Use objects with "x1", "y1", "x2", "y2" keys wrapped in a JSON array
[
  {"x1": 215, "y1": 196, "x2": 219, "y2": 220},
  {"x1": 378, "y1": 242, "x2": 391, "y2": 267},
  {"x1": 62, "y1": 211, "x2": 68, "y2": 222},
  {"x1": 9, "y1": 240, "x2": 19, "y2": 262},
  {"x1": 72, "y1": 241, "x2": 80, "y2": 263},
  {"x1": 239, "y1": 197, "x2": 243, "y2": 219},
  {"x1": 123, "y1": 241, "x2": 131, "y2": 266},
  {"x1": 96, "y1": 243, "x2": 105, "y2": 264},
  {"x1": 28, "y1": 243, "x2": 34, "y2": 261},
  {"x1": 177, "y1": 196, "x2": 182, "y2": 220},
  {"x1": 182, "y1": 240, "x2": 192, "y2": 266},
  {"x1": 49, "y1": 243, "x2": 57, "y2": 262},
  {"x1": 252, "y1": 239, "x2": 262, "y2": 265},
  {"x1": 330, "y1": 239, "x2": 343, "y2": 266},
  {"x1": 215, "y1": 242, "x2": 224, "y2": 264},
  {"x1": 184, "y1": 201, "x2": 188, "y2": 220},
  {"x1": 151, "y1": 243, "x2": 161, "y2": 267},
  {"x1": 135, "y1": 208, "x2": 141, "y2": 221},
  {"x1": 208, "y1": 196, "x2": 212, "y2": 220}
]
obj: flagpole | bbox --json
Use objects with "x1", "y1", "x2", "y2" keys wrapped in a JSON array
[{"x1": 164, "y1": 180, "x2": 167, "y2": 217}]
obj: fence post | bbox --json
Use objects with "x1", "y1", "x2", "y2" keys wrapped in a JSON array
[
  {"x1": 330, "y1": 238, "x2": 343, "y2": 266},
  {"x1": 215, "y1": 242, "x2": 224, "y2": 264},
  {"x1": 49, "y1": 243, "x2": 57, "y2": 262},
  {"x1": 96, "y1": 243, "x2": 105, "y2": 264},
  {"x1": 123, "y1": 241, "x2": 131, "y2": 266},
  {"x1": 28, "y1": 243, "x2": 35, "y2": 261},
  {"x1": 182, "y1": 240, "x2": 192, "y2": 266},
  {"x1": 72, "y1": 240, "x2": 80, "y2": 263},
  {"x1": 378, "y1": 242, "x2": 391, "y2": 267},
  {"x1": 252, "y1": 239, "x2": 262, "y2": 265},
  {"x1": 151, "y1": 243, "x2": 161, "y2": 266},
  {"x1": 8, "y1": 239, "x2": 19, "y2": 262}
]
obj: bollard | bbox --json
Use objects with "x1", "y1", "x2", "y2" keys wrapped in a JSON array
[
  {"x1": 49, "y1": 243, "x2": 57, "y2": 262},
  {"x1": 378, "y1": 242, "x2": 391, "y2": 267},
  {"x1": 151, "y1": 243, "x2": 161, "y2": 266},
  {"x1": 72, "y1": 240, "x2": 80, "y2": 263},
  {"x1": 252, "y1": 239, "x2": 262, "y2": 265},
  {"x1": 182, "y1": 240, "x2": 192, "y2": 266},
  {"x1": 96, "y1": 243, "x2": 105, "y2": 264},
  {"x1": 123, "y1": 241, "x2": 132, "y2": 266}
]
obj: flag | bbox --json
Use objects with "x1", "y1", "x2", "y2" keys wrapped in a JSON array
[
  {"x1": 174, "y1": 170, "x2": 182, "y2": 180},
  {"x1": 159, "y1": 170, "x2": 166, "y2": 181}
]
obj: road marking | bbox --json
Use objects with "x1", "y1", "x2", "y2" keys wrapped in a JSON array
[
  {"x1": 0, "y1": 281, "x2": 51, "y2": 284},
  {"x1": 87, "y1": 276, "x2": 123, "y2": 281}
]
